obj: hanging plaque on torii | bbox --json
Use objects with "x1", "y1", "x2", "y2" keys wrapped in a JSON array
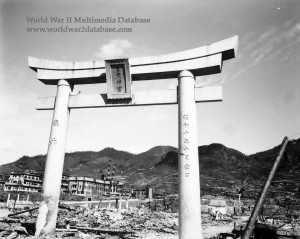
[
  {"x1": 105, "y1": 58, "x2": 132, "y2": 99},
  {"x1": 28, "y1": 35, "x2": 238, "y2": 239}
]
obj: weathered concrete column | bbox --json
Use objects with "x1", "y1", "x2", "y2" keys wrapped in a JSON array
[
  {"x1": 118, "y1": 198, "x2": 122, "y2": 210},
  {"x1": 6, "y1": 194, "x2": 10, "y2": 207},
  {"x1": 178, "y1": 70, "x2": 202, "y2": 239},
  {"x1": 35, "y1": 79, "x2": 72, "y2": 237},
  {"x1": 125, "y1": 198, "x2": 129, "y2": 209}
]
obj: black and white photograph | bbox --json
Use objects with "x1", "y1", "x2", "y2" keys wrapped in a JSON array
[{"x1": 0, "y1": 0, "x2": 299, "y2": 238}]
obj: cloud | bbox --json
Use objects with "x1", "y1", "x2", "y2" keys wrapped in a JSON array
[
  {"x1": 195, "y1": 20, "x2": 300, "y2": 86},
  {"x1": 221, "y1": 123, "x2": 239, "y2": 138},
  {"x1": 283, "y1": 89, "x2": 295, "y2": 104},
  {"x1": 0, "y1": 140, "x2": 17, "y2": 152},
  {"x1": 224, "y1": 19, "x2": 300, "y2": 82},
  {"x1": 287, "y1": 22, "x2": 300, "y2": 39},
  {"x1": 94, "y1": 39, "x2": 133, "y2": 60}
]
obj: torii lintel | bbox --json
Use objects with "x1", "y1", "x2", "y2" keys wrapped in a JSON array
[
  {"x1": 28, "y1": 35, "x2": 238, "y2": 85},
  {"x1": 37, "y1": 86, "x2": 223, "y2": 110}
]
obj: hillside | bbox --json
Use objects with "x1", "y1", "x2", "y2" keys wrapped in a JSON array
[
  {"x1": 0, "y1": 146, "x2": 175, "y2": 178},
  {"x1": 251, "y1": 138, "x2": 300, "y2": 170},
  {"x1": 1, "y1": 139, "x2": 299, "y2": 198}
]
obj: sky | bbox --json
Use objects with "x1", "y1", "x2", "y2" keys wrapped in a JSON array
[{"x1": 0, "y1": 0, "x2": 299, "y2": 165}]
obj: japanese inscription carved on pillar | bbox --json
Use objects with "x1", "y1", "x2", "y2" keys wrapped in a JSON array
[
  {"x1": 105, "y1": 59, "x2": 132, "y2": 100},
  {"x1": 182, "y1": 114, "x2": 190, "y2": 178}
]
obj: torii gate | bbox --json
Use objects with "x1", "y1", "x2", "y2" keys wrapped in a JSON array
[{"x1": 28, "y1": 36, "x2": 238, "y2": 238}]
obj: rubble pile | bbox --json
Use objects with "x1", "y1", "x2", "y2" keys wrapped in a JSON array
[
  {"x1": 0, "y1": 220, "x2": 28, "y2": 239},
  {"x1": 141, "y1": 197, "x2": 178, "y2": 213},
  {"x1": 0, "y1": 204, "x2": 179, "y2": 238}
]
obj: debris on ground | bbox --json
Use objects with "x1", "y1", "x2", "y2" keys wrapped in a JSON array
[
  {"x1": 2, "y1": 200, "x2": 299, "y2": 239},
  {"x1": 0, "y1": 204, "x2": 179, "y2": 238}
]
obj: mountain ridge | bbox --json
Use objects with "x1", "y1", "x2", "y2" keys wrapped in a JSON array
[{"x1": 1, "y1": 139, "x2": 299, "y2": 197}]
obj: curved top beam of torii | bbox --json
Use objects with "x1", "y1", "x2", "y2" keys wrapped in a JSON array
[{"x1": 28, "y1": 35, "x2": 238, "y2": 85}]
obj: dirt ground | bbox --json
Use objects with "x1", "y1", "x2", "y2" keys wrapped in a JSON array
[
  {"x1": 202, "y1": 222, "x2": 234, "y2": 238},
  {"x1": 138, "y1": 222, "x2": 234, "y2": 239}
]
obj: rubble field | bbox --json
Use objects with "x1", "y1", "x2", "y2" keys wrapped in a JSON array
[{"x1": 0, "y1": 203, "x2": 237, "y2": 239}]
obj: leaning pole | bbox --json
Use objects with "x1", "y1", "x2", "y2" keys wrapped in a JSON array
[
  {"x1": 35, "y1": 80, "x2": 72, "y2": 236},
  {"x1": 28, "y1": 35, "x2": 238, "y2": 238},
  {"x1": 178, "y1": 70, "x2": 202, "y2": 238}
]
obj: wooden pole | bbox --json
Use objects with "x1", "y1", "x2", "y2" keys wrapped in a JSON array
[
  {"x1": 241, "y1": 137, "x2": 289, "y2": 239},
  {"x1": 6, "y1": 194, "x2": 10, "y2": 207}
]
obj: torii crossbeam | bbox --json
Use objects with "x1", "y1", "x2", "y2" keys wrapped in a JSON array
[{"x1": 28, "y1": 36, "x2": 238, "y2": 238}]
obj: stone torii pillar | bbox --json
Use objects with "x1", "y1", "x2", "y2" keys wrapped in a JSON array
[
  {"x1": 178, "y1": 70, "x2": 202, "y2": 237},
  {"x1": 35, "y1": 79, "x2": 72, "y2": 236},
  {"x1": 28, "y1": 36, "x2": 238, "y2": 238}
]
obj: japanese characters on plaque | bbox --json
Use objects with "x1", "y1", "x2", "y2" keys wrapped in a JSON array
[
  {"x1": 182, "y1": 114, "x2": 190, "y2": 177},
  {"x1": 105, "y1": 59, "x2": 132, "y2": 100}
]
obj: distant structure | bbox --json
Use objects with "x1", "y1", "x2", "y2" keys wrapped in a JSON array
[
  {"x1": 2, "y1": 169, "x2": 141, "y2": 200},
  {"x1": 3, "y1": 170, "x2": 69, "y2": 193},
  {"x1": 133, "y1": 187, "x2": 152, "y2": 200},
  {"x1": 2, "y1": 169, "x2": 125, "y2": 200},
  {"x1": 0, "y1": 175, "x2": 5, "y2": 189},
  {"x1": 68, "y1": 176, "x2": 124, "y2": 200}
]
